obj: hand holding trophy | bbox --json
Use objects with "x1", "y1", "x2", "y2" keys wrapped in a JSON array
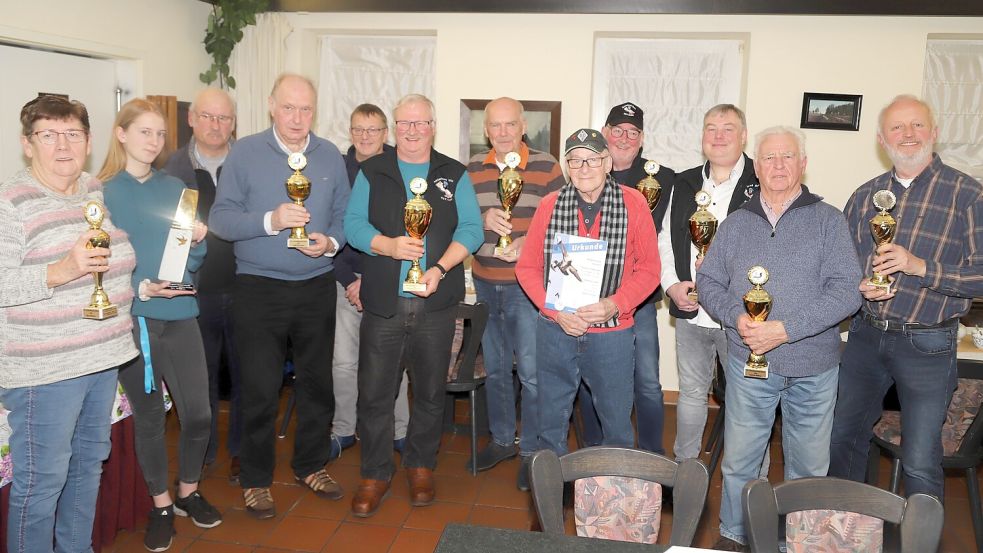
[
  {"x1": 495, "y1": 151, "x2": 524, "y2": 256},
  {"x1": 403, "y1": 177, "x2": 433, "y2": 292},
  {"x1": 868, "y1": 189, "x2": 897, "y2": 292},
  {"x1": 81, "y1": 201, "x2": 118, "y2": 320},
  {"x1": 688, "y1": 190, "x2": 718, "y2": 302},
  {"x1": 285, "y1": 152, "x2": 311, "y2": 248},
  {"x1": 636, "y1": 160, "x2": 662, "y2": 211},
  {"x1": 743, "y1": 266, "x2": 772, "y2": 379}
]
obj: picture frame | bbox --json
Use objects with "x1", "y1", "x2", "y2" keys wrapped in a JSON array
[
  {"x1": 800, "y1": 92, "x2": 863, "y2": 131},
  {"x1": 459, "y1": 99, "x2": 562, "y2": 162}
]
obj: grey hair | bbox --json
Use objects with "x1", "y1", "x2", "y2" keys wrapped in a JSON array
[
  {"x1": 754, "y1": 126, "x2": 807, "y2": 159},
  {"x1": 484, "y1": 97, "x2": 525, "y2": 120},
  {"x1": 877, "y1": 94, "x2": 936, "y2": 138},
  {"x1": 270, "y1": 73, "x2": 318, "y2": 99},
  {"x1": 393, "y1": 93, "x2": 435, "y2": 123},
  {"x1": 190, "y1": 87, "x2": 236, "y2": 113}
]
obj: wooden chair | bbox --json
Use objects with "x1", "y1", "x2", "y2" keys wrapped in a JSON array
[
  {"x1": 529, "y1": 446, "x2": 709, "y2": 546},
  {"x1": 444, "y1": 301, "x2": 489, "y2": 476},
  {"x1": 742, "y1": 477, "x2": 944, "y2": 553}
]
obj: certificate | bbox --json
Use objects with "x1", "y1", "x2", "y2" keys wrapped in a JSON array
[{"x1": 545, "y1": 232, "x2": 607, "y2": 313}]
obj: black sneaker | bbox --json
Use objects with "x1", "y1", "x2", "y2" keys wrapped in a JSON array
[
  {"x1": 144, "y1": 506, "x2": 175, "y2": 552},
  {"x1": 517, "y1": 456, "x2": 531, "y2": 491},
  {"x1": 467, "y1": 441, "x2": 518, "y2": 472},
  {"x1": 173, "y1": 490, "x2": 223, "y2": 528}
]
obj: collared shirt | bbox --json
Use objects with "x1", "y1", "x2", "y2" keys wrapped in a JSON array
[
  {"x1": 761, "y1": 188, "x2": 803, "y2": 228},
  {"x1": 844, "y1": 154, "x2": 983, "y2": 325}
]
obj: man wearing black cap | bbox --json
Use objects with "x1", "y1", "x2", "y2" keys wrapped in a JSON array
[{"x1": 516, "y1": 128, "x2": 660, "y2": 456}]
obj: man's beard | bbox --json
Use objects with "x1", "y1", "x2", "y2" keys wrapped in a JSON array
[{"x1": 884, "y1": 141, "x2": 933, "y2": 175}]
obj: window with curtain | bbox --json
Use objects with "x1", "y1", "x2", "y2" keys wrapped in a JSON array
[
  {"x1": 592, "y1": 36, "x2": 746, "y2": 172},
  {"x1": 318, "y1": 34, "x2": 436, "y2": 150},
  {"x1": 923, "y1": 38, "x2": 983, "y2": 181}
]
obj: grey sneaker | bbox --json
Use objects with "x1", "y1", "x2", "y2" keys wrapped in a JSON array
[
  {"x1": 144, "y1": 506, "x2": 175, "y2": 552},
  {"x1": 243, "y1": 487, "x2": 276, "y2": 519},
  {"x1": 174, "y1": 490, "x2": 222, "y2": 528},
  {"x1": 467, "y1": 441, "x2": 518, "y2": 472}
]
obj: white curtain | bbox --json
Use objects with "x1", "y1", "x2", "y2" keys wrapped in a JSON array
[
  {"x1": 318, "y1": 34, "x2": 436, "y2": 150},
  {"x1": 228, "y1": 13, "x2": 292, "y2": 137},
  {"x1": 592, "y1": 37, "x2": 745, "y2": 172},
  {"x1": 923, "y1": 39, "x2": 983, "y2": 181}
]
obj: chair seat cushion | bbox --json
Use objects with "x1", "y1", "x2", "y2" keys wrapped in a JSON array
[
  {"x1": 873, "y1": 377, "x2": 983, "y2": 456},
  {"x1": 786, "y1": 509, "x2": 883, "y2": 553},
  {"x1": 573, "y1": 475, "x2": 662, "y2": 544}
]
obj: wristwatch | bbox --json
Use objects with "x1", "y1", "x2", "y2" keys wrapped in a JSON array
[{"x1": 434, "y1": 263, "x2": 448, "y2": 280}]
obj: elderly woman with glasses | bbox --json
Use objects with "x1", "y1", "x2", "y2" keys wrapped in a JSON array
[{"x1": 0, "y1": 95, "x2": 140, "y2": 553}]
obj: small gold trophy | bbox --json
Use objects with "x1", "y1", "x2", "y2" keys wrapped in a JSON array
[
  {"x1": 495, "y1": 151, "x2": 524, "y2": 256},
  {"x1": 82, "y1": 201, "x2": 118, "y2": 320},
  {"x1": 868, "y1": 189, "x2": 897, "y2": 292},
  {"x1": 403, "y1": 177, "x2": 433, "y2": 292},
  {"x1": 743, "y1": 266, "x2": 772, "y2": 379},
  {"x1": 636, "y1": 160, "x2": 662, "y2": 211},
  {"x1": 687, "y1": 190, "x2": 718, "y2": 302},
  {"x1": 285, "y1": 152, "x2": 311, "y2": 248}
]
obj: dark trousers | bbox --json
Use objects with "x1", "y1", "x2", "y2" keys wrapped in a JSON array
[
  {"x1": 232, "y1": 273, "x2": 336, "y2": 488},
  {"x1": 198, "y1": 291, "x2": 242, "y2": 462},
  {"x1": 358, "y1": 298, "x2": 456, "y2": 481}
]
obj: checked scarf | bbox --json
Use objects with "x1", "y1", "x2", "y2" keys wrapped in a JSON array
[{"x1": 544, "y1": 175, "x2": 627, "y2": 328}]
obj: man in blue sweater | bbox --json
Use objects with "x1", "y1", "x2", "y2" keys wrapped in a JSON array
[
  {"x1": 209, "y1": 73, "x2": 351, "y2": 519},
  {"x1": 697, "y1": 127, "x2": 862, "y2": 551}
]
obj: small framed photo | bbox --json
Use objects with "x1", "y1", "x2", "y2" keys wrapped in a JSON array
[
  {"x1": 800, "y1": 92, "x2": 863, "y2": 131},
  {"x1": 459, "y1": 99, "x2": 562, "y2": 161}
]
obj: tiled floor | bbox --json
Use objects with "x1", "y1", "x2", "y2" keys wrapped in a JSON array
[{"x1": 104, "y1": 396, "x2": 982, "y2": 552}]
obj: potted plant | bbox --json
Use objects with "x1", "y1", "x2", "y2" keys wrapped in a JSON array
[{"x1": 200, "y1": 0, "x2": 269, "y2": 89}]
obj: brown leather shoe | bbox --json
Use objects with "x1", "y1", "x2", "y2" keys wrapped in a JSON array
[
  {"x1": 350, "y1": 479, "x2": 390, "y2": 518},
  {"x1": 406, "y1": 467, "x2": 435, "y2": 506}
]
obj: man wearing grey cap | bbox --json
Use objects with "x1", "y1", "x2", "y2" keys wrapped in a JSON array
[{"x1": 516, "y1": 128, "x2": 660, "y2": 456}]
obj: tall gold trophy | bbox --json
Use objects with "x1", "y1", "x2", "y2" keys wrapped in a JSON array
[
  {"x1": 82, "y1": 201, "x2": 118, "y2": 320},
  {"x1": 687, "y1": 190, "x2": 718, "y2": 302},
  {"x1": 495, "y1": 151, "x2": 524, "y2": 256},
  {"x1": 743, "y1": 266, "x2": 772, "y2": 379},
  {"x1": 285, "y1": 152, "x2": 311, "y2": 248},
  {"x1": 403, "y1": 177, "x2": 433, "y2": 292},
  {"x1": 636, "y1": 160, "x2": 662, "y2": 211},
  {"x1": 868, "y1": 189, "x2": 897, "y2": 292}
]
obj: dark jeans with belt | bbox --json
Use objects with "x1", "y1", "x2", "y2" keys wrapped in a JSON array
[
  {"x1": 198, "y1": 291, "x2": 242, "y2": 463},
  {"x1": 357, "y1": 298, "x2": 456, "y2": 481},
  {"x1": 829, "y1": 313, "x2": 958, "y2": 499},
  {"x1": 232, "y1": 273, "x2": 336, "y2": 488}
]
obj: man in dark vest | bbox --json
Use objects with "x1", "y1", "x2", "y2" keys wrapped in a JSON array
[{"x1": 343, "y1": 94, "x2": 482, "y2": 517}]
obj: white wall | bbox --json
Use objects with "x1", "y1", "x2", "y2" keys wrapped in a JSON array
[{"x1": 284, "y1": 12, "x2": 983, "y2": 391}]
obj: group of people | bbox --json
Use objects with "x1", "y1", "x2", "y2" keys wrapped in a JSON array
[{"x1": 0, "y1": 68, "x2": 978, "y2": 553}]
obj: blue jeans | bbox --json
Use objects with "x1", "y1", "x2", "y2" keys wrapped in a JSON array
[
  {"x1": 829, "y1": 316, "x2": 957, "y2": 499},
  {"x1": 0, "y1": 369, "x2": 118, "y2": 553},
  {"x1": 577, "y1": 302, "x2": 664, "y2": 453},
  {"x1": 719, "y1": 355, "x2": 838, "y2": 544},
  {"x1": 474, "y1": 279, "x2": 539, "y2": 455},
  {"x1": 537, "y1": 315, "x2": 635, "y2": 455}
]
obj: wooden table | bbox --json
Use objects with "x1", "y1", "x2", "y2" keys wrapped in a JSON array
[{"x1": 958, "y1": 334, "x2": 983, "y2": 361}]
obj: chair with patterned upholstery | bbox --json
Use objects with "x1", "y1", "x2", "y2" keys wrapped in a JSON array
[
  {"x1": 529, "y1": 446, "x2": 709, "y2": 546},
  {"x1": 742, "y1": 477, "x2": 944, "y2": 553},
  {"x1": 868, "y1": 358, "x2": 983, "y2": 553}
]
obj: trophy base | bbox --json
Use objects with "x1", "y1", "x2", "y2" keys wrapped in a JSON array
[
  {"x1": 868, "y1": 278, "x2": 892, "y2": 294},
  {"x1": 83, "y1": 304, "x2": 118, "y2": 320},
  {"x1": 493, "y1": 246, "x2": 512, "y2": 257},
  {"x1": 687, "y1": 290, "x2": 698, "y2": 302},
  {"x1": 744, "y1": 362, "x2": 769, "y2": 379},
  {"x1": 402, "y1": 281, "x2": 427, "y2": 292},
  {"x1": 287, "y1": 238, "x2": 310, "y2": 248}
]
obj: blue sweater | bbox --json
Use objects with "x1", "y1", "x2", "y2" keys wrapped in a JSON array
[
  {"x1": 697, "y1": 187, "x2": 862, "y2": 377},
  {"x1": 209, "y1": 128, "x2": 350, "y2": 280},
  {"x1": 103, "y1": 171, "x2": 206, "y2": 321}
]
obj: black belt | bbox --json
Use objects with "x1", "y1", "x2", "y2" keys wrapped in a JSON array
[{"x1": 860, "y1": 311, "x2": 958, "y2": 332}]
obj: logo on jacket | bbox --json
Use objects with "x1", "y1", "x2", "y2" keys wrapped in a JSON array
[
  {"x1": 433, "y1": 177, "x2": 455, "y2": 201},
  {"x1": 743, "y1": 181, "x2": 759, "y2": 201}
]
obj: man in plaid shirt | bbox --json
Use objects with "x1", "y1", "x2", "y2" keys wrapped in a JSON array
[{"x1": 829, "y1": 95, "x2": 983, "y2": 500}]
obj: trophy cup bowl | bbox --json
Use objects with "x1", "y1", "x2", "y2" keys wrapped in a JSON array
[
  {"x1": 82, "y1": 201, "x2": 118, "y2": 320},
  {"x1": 495, "y1": 170, "x2": 524, "y2": 256},
  {"x1": 868, "y1": 189, "x2": 897, "y2": 291},
  {"x1": 285, "y1": 173, "x2": 312, "y2": 248},
  {"x1": 743, "y1": 266, "x2": 772, "y2": 379},
  {"x1": 403, "y1": 177, "x2": 433, "y2": 292},
  {"x1": 687, "y1": 191, "x2": 718, "y2": 302},
  {"x1": 637, "y1": 160, "x2": 662, "y2": 211}
]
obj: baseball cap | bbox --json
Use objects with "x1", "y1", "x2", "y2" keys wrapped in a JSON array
[
  {"x1": 564, "y1": 128, "x2": 608, "y2": 156},
  {"x1": 605, "y1": 102, "x2": 644, "y2": 129}
]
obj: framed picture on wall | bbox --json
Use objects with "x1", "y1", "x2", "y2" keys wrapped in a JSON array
[
  {"x1": 459, "y1": 99, "x2": 562, "y2": 161},
  {"x1": 800, "y1": 92, "x2": 863, "y2": 131}
]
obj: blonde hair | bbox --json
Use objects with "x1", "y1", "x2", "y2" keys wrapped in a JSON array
[{"x1": 97, "y1": 99, "x2": 165, "y2": 182}]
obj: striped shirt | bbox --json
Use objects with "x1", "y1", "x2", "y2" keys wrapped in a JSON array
[
  {"x1": 0, "y1": 169, "x2": 138, "y2": 388},
  {"x1": 467, "y1": 143, "x2": 565, "y2": 284},
  {"x1": 844, "y1": 154, "x2": 983, "y2": 325}
]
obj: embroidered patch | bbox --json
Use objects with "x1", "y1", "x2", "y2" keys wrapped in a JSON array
[
  {"x1": 577, "y1": 129, "x2": 589, "y2": 142},
  {"x1": 621, "y1": 103, "x2": 637, "y2": 116},
  {"x1": 744, "y1": 181, "x2": 759, "y2": 200},
  {"x1": 433, "y1": 177, "x2": 455, "y2": 201}
]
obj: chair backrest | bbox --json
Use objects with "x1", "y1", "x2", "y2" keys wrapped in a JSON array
[
  {"x1": 950, "y1": 358, "x2": 983, "y2": 460},
  {"x1": 529, "y1": 446, "x2": 709, "y2": 546},
  {"x1": 742, "y1": 477, "x2": 944, "y2": 553},
  {"x1": 446, "y1": 301, "x2": 489, "y2": 385}
]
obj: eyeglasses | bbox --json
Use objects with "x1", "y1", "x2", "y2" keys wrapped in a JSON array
[
  {"x1": 566, "y1": 155, "x2": 608, "y2": 169},
  {"x1": 760, "y1": 152, "x2": 799, "y2": 164},
  {"x1": 395, "y1": 120, "x2": 433, "y2": 132},
  {"x1": 607, "y1": 126, "x2": 641, "y2": 140},
  {"x1": 351, "y1": 127, "x2": 385, "y2": 137},
  {"x1": 194, "y1": 111, "x2": 234, "y2": 125},
  {"x1": 30, "y1": 129, "x2": 88, "y2": 145}
]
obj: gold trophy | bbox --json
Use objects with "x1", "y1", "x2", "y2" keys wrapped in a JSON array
[
  {"x1": 82, "y1": 201, "x2": 118, "y2": 320},
  {"x1": 285, "y1": 152, "x2": 311, "y2": 248},
  {"x1": 495, "y1": 151, "x2": 524, "y2": 256},
  {"x1": 743, "y1": 266, "x2": 772, "y2": 379},
  {"x1": 636, "y1": 160, "x2": 662, "y2": 211},
  {"x1": 687, "y1": 190, "x2": 718, "y2": 302},
  {"x1": 403, "y1": 177, "x2": 433, "y2": 292},
  {"x1": 868, "y1": 189, "x2": 897, "y2": 292}
]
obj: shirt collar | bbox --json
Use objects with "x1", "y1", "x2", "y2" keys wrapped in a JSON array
[
  {"x1": 702, "y1": 154, "x2": 746, "y2": 187},
  {"x1": 272, "y1": 128, "x2": 310, "y2": 155}
]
